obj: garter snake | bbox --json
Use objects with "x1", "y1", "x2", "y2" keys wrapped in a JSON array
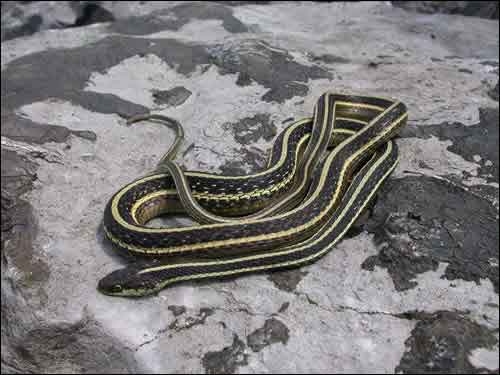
[{"x1": 98, "y1": 93, "x2": 407, "y2": 297}]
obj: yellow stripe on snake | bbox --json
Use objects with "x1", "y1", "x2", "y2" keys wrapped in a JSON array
[{"x1": 98, "y1": 93, "x2": 408, "y2": 297}]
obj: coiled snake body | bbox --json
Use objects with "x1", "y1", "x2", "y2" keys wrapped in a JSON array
[{"x1": 98, "y1": 93, "x2": 408, "y2": 297}]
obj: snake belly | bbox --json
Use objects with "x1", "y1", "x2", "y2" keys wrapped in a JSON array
[{"x1": 99, "y1": 93, "x2": 407, "y2": 297}]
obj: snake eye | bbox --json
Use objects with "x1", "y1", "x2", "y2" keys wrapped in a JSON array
[{"x1": 112, "y1": 285, "x2": 123, "y2": 293}]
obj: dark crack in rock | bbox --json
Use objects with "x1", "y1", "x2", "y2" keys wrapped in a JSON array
[
  {"x1": 361, "y1": 175, "x2": 499, "y2": 293},
  {"x1": 268, "y1": 269, "x2": 308, "y2": 292},
  {"x1": 207, "y1": 40, "x2": 331, "y2": 103},
  {"x1": 110, "y1": 2, "x2": 248, "y2": 36},
  {"x1": 400, "y1": 108, "x2": 499, "y2": 182},
  {"x1": 202, "y1": 334, "x2": 248, "y2": 374},
  {"x1": 152, "y1": 86, "x2": 192, "y2": 107},
  {"x1": 247, "y1": 318, "x2": 290, "y2": 352},
  {"x1": 396, "y1": 311, "x2": 498, "y2": 374},
  {"x1": 168, "y1": 307, "x2": 214, "y2": 331}
]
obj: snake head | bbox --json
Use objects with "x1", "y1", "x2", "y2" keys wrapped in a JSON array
[{"x1": 98, "y1": 263, "x2": 162, "y2": 297}]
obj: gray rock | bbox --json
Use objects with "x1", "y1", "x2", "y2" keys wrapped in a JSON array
[
  {"x1": 489, "y1": 81, "x2": 499, "y2": 101},
  {"x1": 152, "y1": 86, "x2": 192, "y2": 107},
  {"x1": 396, "y1": 311, "x2": 498, "y2": 373},
  {"x1": 202, "y1": 335, "x2": 248, "y2": 374},
  {"x1": 1, "y1": 1, "x2": 115, "y2": 42},
  {"x1": 247, "y1": 318, "x2": 290, "y2": 352},
  {"x1": 361, "y1": 174, "x2": 499, "y2": 293},
  {"x1": 392, "y1": 1, "x2": 499, "y2": 19},
  {"x1": 1, "y1": 2, "x2": 499, "y2": 374}
]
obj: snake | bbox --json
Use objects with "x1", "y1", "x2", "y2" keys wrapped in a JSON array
[{"x1": 98, "y1": 93, "x2": 408, "y2": 297}]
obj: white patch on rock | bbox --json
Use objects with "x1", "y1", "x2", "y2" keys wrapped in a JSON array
[
  {"x1": 234, "y1": 2, "x2": 499, "y2": 126},
  {"x1": 468, "y1": 344, "x2": 500, "y2": 371},
  {"x1": 142, "y1": 19, "x2": 235, "y2": 43},
  {"x1": 82, "y1": 54, "x2": 330, "y2": 173},
  {"x1": 394, "y1": 136, "x2": 498, "y2": 188}
]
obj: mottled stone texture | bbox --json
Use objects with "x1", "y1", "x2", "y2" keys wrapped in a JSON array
[{"x1": 392, "y1": 1, "x2": 499, "y2": 19}]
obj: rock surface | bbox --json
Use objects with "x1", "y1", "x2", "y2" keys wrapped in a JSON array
[
  {"x1": 2, "y1": 1, "x2": 497, "y2": 43},
  {"x1": 1, "y1": 2, "x2": 499, "y2": 373},
  {"x1": 392, "y1": 1, "x2": 499, "y2": 19}
]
